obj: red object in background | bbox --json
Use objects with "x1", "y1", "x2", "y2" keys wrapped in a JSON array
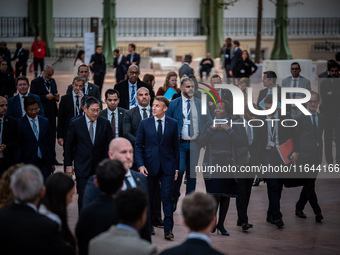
[{"x1": 29, "y1": 63, "x2": 34, "y2": 73}]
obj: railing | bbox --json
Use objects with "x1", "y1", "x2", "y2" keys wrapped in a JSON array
[
  {"x1": 312, "y1": 42, "x2": 340, "y2": 52},
  {"x1": 0, "y1": 17, "x2": 339, "y2": 38}
]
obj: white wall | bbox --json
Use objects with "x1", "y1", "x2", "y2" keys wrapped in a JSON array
[
  {"x1": 224, "y1": 0, "x2": 339, "y2": 18},
  {"x1": 0, "y1": 0, "x2": 28, "y2": 16}
]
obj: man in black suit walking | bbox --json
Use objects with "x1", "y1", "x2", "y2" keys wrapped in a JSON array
[
  {"x1": 125, "y1": 43, "x2": 140, "y2": 68},
  {"x1": 66, "y1": 64, "x2": 102, "y2": 106},
  {"x1": 229, "y1": 40, "x2": 242, "y2": 84},
  {"x1": 64, "y1": 97, "x2": 113, "y2": 211},
  {"x1": 291, "y1": 91, "x2": 324, "y2": 222},
  {"x1": 11, "y1": 42, "x2": 29, "y2": 78},
  {"x1": 257, "y1": 71, "x2": 282, "y2": 111},
  {"x1": 89, "y1": 45, "x2": 106, "y2": 95},
  {"x1": 0, "y1": 164, "x2": 75, "y2": 255},
  {"x1": 160, "y1": 192, "x2": 224, "y2": 255},
  {"x1": 114, "y1": 65, "x2": 154, "y2": 110},
  {"x1": 0, "y1": 96, "x2": 20, "y2": 176},
  {"x1": 99, "y1": 89, "x2": 126, "y2": 138},
  {"x1": 30, "y1": 64, "x2": 60, "y2": 165},
  {"x1": 111, "y1": 48, "x2": 127, "y2": 83}
]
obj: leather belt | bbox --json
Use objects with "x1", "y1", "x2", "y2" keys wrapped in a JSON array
[{"x1": 180, "y1": 138, "x2": 197, "y2": 143}]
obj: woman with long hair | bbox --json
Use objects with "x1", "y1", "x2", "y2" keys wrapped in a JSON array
[
  {"x1": 156, "y1": 71, "x2": 179, "y2": 96},
  {"x1": 39, "y1": 172, "x2": 76, "y2": 247},
  {"x1": 234, "y1": 50, "x2": 258, "y2": 82},
  {"x1": 143, "y1": 73, "x2": 156, "y2": 92},
  {"x1": 73, "y1": 50, "x2": 85, "y2": 76}
]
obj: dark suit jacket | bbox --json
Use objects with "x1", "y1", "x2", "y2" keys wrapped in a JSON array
[
  {"x1": 99, "y1": 107, "x2": 126, "y2": 137},
  {"x1": 7, "y1": 93, "x2": 45, "y2": 120},
  {"x1": 165, "y1": 97, "x2": 212, "y2": 140},
  {"x1": 113, "y1": 55, "x2": 127, "y2": 82},
  {"x1": 125, "y1": 53, "x2": 141, "y2": 67},
  {"x1": 82, "y1": 171, "x2": 151, "y2": 242},
  {"x1": 207, "y1": 88, "x2": 233, "y2": 117},
  {"x1": 18, "y1": 115, "x2": 54, "y2": 168},
  {"x1": 64, "y1": 115, "x2": 113, "y2": 178},
  {"x1": 11, "y1": 48, "x2": 29, "y2": 69},
  {"x1": 76, "y1": 194, "x2": 118, "y2": 255},
  {"x1": 179, "y1": 63, "x2": 194, "y2": 78},
  {"x1": 57, "y1": 93, "x2": 77, "y2": 140},
  {"x1": 257, "y1": 85, "x2": 283, "y2": 109},
  {"x1": 135, "y1": 116, "x2": 180, "y2": 176},
  {"x1": 123, "y1": 106, "x2": 152, "y2": 147},
  {"x1": 294, "y1": 112, "x2": 325, "y2": 164},
  {"x1": 66, "y1": 82, "x2": 101, "y2": 105},
  {"x1": 1, "y1": 115, "x2": 20, "y2": 169},
  {"x1": 160, "y1": 238, "x2": 225, "y2": 255},
  {"x1": 319, "y1": 76, "x2": 340, "y2": 118},
  {"x1": 0, "y1": 203, "x2": 75, "y2": 255},
  {"x1": 219, "y1": 43, "x2": 232, "y2": 68},
  {"x1": 230, "y1": 47, "x2": 242, "y2": 73},
  {"x1": 114, "y1": 79, "x2": 155, "y2": 110},
  {"x1": 30, "y1": 76, "x2": 58, "y2": 116}
]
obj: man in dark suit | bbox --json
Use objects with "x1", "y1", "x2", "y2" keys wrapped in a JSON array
[
  {"x1": 166, "y1": 76, "x2": 211, "y2": 212},
  {"x1": 89, "y1": 45, "x2": 106, "y2": 95},
  {"x1": 179, "y1": 54, "x2": 194, "y2": 79},
  {"x1": 199, "y1": 52, "x2": 214, "y2": 81},
  {"x1": 282, "y1": 62, "x2": 311, "y2": 118},
  {"x1": 99, "y1": 89, "x2": 126, "y2": 138},
  {"x1": 30, "y1": 64, "x2": 60, "y2": 165},
  {"x1": 233, "y1": 105, "x2": 264, "y2": 231},
  {"x1": 64, "y1": 97, "x2": 113, "y2": 211},
  {"x1": 82, "y1": 138, "x2": 151, "y2": 241},
  {"x1": 6, "y1": 76, "x2": 44, "y2": 119},
  {"x1": 0, "y1": 165, "x2": 75, "y2": 255},
  {"x1": 66, "y1": 64, "x2": 102, "y2": 106},
  {"x1": 0, "y1": 60, "x2": 15, "y2": 99},
  {"x1": 219, "y1": 37, "x2": 233, "y2": 84},
  {"x1": 136, "y1": 96, "x2": 180, "y2": 240},
  {"x1": 11, "y1": 42, "x2": 29, "y2": 78},
  {"x1": 257, "y1": 71, "x2": 282, "y2": 111},
  {"x1": 57, "y1": 76, "x2": 86, "y2": 169},
  {"x1": 319, "y1": 61, "x2": 340, "y2": 165},
  {"x1": 229, "y1": 40, "x2": 242, "y2": 84},
  {"x1": 114, "y1": 65, "x2": 154, "y2": 110},
  {"x1": 111, "y1": 48, "x2": 127, "y2": 83},
  {"x1": 292, "y1": 91, "x2": 324, "y2": 222},
  {"x1": 125, "y1": 43, "x2": 140, "y2": 68},
  {"x1": 160, "y1": 192, "x2": 225, "y2": 255},
  {"x1": 76, "y1": 159, "x2": 125, "y2": 255},
  {"x1": 259, "y1": 94, "x2": 297, "y2": 228},
  {"x1": 0, "y1": 96, "x2": 20, "y2": 176},
  {"x1": 18, "y1": 95, "x2": 55, "y2": 180}
]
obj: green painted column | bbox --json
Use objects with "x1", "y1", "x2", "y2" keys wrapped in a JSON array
[
  {"x1": 102, "y1": 0, "x2": 117, "y2": 68},
  {"x1": 270, "y1": 0, "x2": 292, "y2": 60},
  {"x1": 28, "y1": 0, "x2": 55, "y2": 57},
  {"x1": 200, "y1": 0, "x2": 224, "y2": 58}
]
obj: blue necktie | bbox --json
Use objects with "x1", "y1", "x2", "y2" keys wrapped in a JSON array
[
  {"x1": 131, "y1": 85, "x2": 136, "y2": 107},
  {"x1": 125, "y1": 176, "x2": 132, "y2": 188},
  {"x1": 187, "y1": 100, "x2": 194, "y2": 137},
  {"x1": 31, "y1": 119, "x2": 42, "y2": 158},
  {"x1": 157, "y1": 119, "x2": 162, "y2": 141}
]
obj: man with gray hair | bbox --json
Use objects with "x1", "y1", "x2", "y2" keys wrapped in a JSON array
[{"x1": 0, "y1": 165, "x2": 75, "y2": 255}]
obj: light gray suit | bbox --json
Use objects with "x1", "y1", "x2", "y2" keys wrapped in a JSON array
[
  {"x1": 282, "y1": 75, "x2": 311, "y2": 117},
  {"x1": 89, "y1": 226, "x2": 157, "y2": 255}
]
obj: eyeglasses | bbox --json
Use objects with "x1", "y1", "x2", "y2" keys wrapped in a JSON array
[
  {"x1": 215, "y1": 107, "x2": 225, "y2": 111},
  {"x1": 291, "y1": 68, "x2": 300, "y2": 71},
  {"x1": 129, "y1": 72, "x2": 139, "y2": 75},
  {"x1": 27, "y1": 107, "x2": 40, "y2": 113},
  {"x1": 88, "y1": 108, "x2": 100, "y2": 113},
  {"x1": 308, "y1": 100, "x2": 319, "y2": 104}
]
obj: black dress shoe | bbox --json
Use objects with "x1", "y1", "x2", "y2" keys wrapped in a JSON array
[
  {"x1": 151, "y1": 226, "x2": 155, "y2": 235},
  {"x1": 266, "y1": 216, "x2": 275, "y2": 224},
  {"x1": 295, "y1": 210, "x2": 307, "y2": 218},
  {"x1": 236, "y1": 220, "x2": 242, "y2": 226},
  {"x1": 153, "y1": 218, "x2": 164, "y2": 228},
  {"x1": 274, "y1": 219, "x2": 284, "y2": 228},
  {"x1": 241, "y1": 222, "x2": 253, "y2": 231},
  {"x1": 173, "y1": 199, "x2": 178, "y2": 212},
  {"x1": 164, "y1": 229, "x2": 174, "y2": 240},
  {"x1": 216, "y1": 225, "x2": 230, "y2": 236},
  {"x1": 53, "y1": 160, "x2": 63, "y2": 166},
  {"x1": 211, "y1": 225, "x2": 217, "y2": 233},
  {"x1": 315, "y1": 214, "x2": 323, "y2": 223}
]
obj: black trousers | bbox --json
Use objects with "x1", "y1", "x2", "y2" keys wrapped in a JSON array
[
  {"x1": 236, "y1": 177, "x2": 254, "y2": 224},
  {"x1": 296, "y1": 178, "x2": 321, "y2": 215},
  {"x1": 33, "y1": 57, "x2": 44, "y2": 77}
]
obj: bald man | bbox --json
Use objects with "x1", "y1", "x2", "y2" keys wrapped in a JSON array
[{"x1": 30, "y1": 65, "x2": 60, "y2": 165}]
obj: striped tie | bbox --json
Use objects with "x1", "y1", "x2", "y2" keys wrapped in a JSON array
[{"x1": 131, "y1": 85, "x2": 136, "y2": 107}]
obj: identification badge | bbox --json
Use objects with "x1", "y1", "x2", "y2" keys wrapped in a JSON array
[
  {"x1": 225, "y1": 54, "x2": 229, "y2": 59},
  {"x1": 184, "y1": 119, "x2": 190, "y2": 125},
  {"x1": 268, "y1": 141, "x2": 275, "y2": 147},
  {"x1": 240, "y1": 69, "x2": 245, "y2": 73}
]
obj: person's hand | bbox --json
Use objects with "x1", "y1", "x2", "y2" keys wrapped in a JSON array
[
  {"x1": 46, "y1": 93, "x2": 54, "y2": 100},
  {"x1": 110, "y1": 63, "x2": 114, "y2": 68},
  {"x1": 66, "y1": 167, "x2": 74, "y2": 177},
  {"x1": 290, "y1": 152, "x2": 299, "y2": 162},
  {"x1": 221, "y1": 123, "x2": 230, "y2": 131},
  {"x1": 57, "y1": 138, "x2": 64, "y2": 146},
  {"x1": 54, "y1": 93, "x2": 60, "y2": 100},
  {"x1": 229, "y1": 70, "x2": 233, "y2": 76},
  {"x1": 174, "y1": 171, "x2": 178, "y2": 181},
  {"x1": 139, "y1": 166, "x2": 148, "y2": 177}
]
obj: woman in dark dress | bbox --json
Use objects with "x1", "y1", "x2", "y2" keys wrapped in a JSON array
[
  {"x1": 199, "y1": 100, "x2": 246, "y2": 236},
  {"x1": 234, "y1": 50, "x2": 257, "y2": 83}
]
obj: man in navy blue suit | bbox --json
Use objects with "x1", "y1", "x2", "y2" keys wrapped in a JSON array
[
  {"x1": 165, "y1": 76, "x2": 211, "y2": 212},
  {"x1": 229, "y1": 40, "x2": 242, "y2": 84},
  {"x1": 135, "y1": 96, "x2": 180, "y2": 240},
  {"x1": 6, "y1": 76, "x2": 44, "y2": 120},
  {"x1": 18, "y1": 95, "x2": 55, "y2": 180},
  {"x1": 64, "y1": 97, "x2": 113, "y2": 211}
]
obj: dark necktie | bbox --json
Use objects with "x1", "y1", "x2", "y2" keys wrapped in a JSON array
[
  {"x1": 142, "y1": 108, "x2": 148, "y2": 119},
  {"x1": 111, "y1": 112, "x2": 116, "y2": 138},
  {"x1": 131, "y1": 85, "x2": 136, "y2": 106},
  {"x1": 157, "y1": 119, "x2": 162, "y2": 141},
  {"x1": 125, "y1": 176, "x2": 132, "y2": 188},
  {"x1": 246, "y1": 124, "x2": 252, "y2": 145},
  {"x1": 187, "y1": 99, "x2": 194, "y2": 137},
  {"x1": 292, "y1": 79, "x2": 297, "y2": 98},
  {"x1": 312, "y1": 113, "x2": 318, "y2": 133},
  {"x1": 75, "y1": 96, "x2": 80, "y2": 116},
  {"x1": 89, "y1": 121, "x2": 94, "y2": 144},
  {"x1": 31, "y1": 119, "x2": 42, "y2": 158}
]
